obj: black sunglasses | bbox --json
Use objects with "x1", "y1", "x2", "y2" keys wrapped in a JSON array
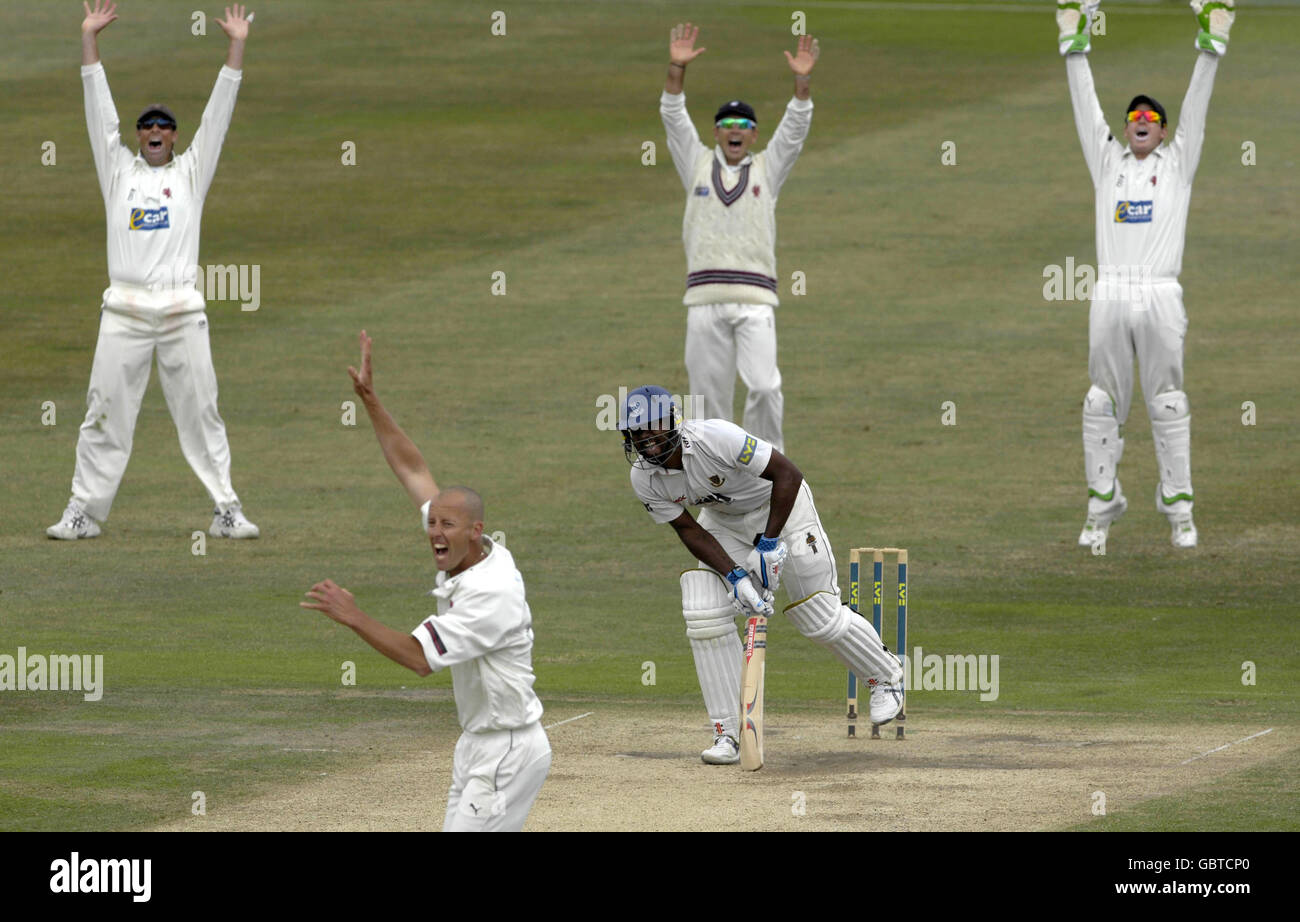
[{"x1": 137, "y1": 117, "x2": 176, "y2": 130}]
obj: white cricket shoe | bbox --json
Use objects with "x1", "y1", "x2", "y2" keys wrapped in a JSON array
[
  {"x1": 1078, "y1": 481, "x2": 1127, "y2": 547},
  {"x1": 210, "y1": 503, "x2": 260, "y2": 539},
  {"x1": 46, "y1": 501, "x2": 101, "y2": 540},
  {"x1": 701, "y1": 734, "x2": 740, "y2": 765},
  {"x1": 1156, "y1": 484, "x2": 1197, "y2": 548},
  {"x1": 869, "y1": 681, "x2": 904, "y2": 725},
  {"x1": 1168, "y1": 515, "x2": 1198, "y2": 548}
]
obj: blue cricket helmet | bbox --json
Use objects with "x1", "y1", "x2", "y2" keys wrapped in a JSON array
[{"x1": 620, "y1": 385, "x2": 682, "y2": 468}]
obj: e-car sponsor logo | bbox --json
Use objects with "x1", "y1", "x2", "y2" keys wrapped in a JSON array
[
  {"x1": 736, "y1": 436, "x2": 757, "y2": 465},
  {"x1": 1114, "y1": 200, "x2": 1153, "y2": 224},
  {"x1": 129, "y1": 206, "x2": 170, "y2": 230}
]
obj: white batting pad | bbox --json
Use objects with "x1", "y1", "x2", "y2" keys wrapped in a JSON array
[
  {"x1": 681, "y1": 569, "x2": 743, "y2": 733},
  {"x1": 1149, "y1": 391, "x2": 1193, "y2": 498},
  {"x1": 1083, "y1": 385, "x2": 1124, "y2": 498},
  {"x1": 786, "y1": 592, "x2": 902, "y2": 685}
]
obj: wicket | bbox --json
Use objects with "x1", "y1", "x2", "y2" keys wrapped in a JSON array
[{"x1": 846, "y1": 547, "x2": 907, "y2": 739}]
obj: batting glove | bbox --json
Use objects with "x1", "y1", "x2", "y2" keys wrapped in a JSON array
[
  {"x1": 725, "y1": 567, "x2": 775, "y2": 618},
  {"x1": 1192, "y1": 0, "x2": 1234, "y2": 56},
  {"x1": 744, "y1": 536, "x2": 788, "y2": 594},
  {"x1": 1057, "y1": 0, "x2": 1100, "y2": 56}
]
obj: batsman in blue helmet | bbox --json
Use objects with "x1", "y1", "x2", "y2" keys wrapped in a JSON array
[{"x1": 618, "y1": 385, "x2": 903, "y2": 765}]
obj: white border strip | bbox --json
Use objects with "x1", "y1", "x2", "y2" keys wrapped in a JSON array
[{"x1": 1179, "y1": 728, "x2": 1275, "y2": 765}]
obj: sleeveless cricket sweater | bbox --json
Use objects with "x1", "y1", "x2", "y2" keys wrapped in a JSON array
[{"x1": 681, "y1": 151, "x2": 779, "y2": 308}]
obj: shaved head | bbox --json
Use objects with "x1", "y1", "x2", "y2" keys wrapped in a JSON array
[{"x1": 438, "y1": 486, "x2": 484, "y2": 524}]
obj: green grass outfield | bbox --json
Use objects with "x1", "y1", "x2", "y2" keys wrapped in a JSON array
[{"x1": 1, "y1": 0, "x2": 1297, "y2": 831}]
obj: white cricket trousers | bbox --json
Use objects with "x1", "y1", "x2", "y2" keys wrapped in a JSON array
[
  {"x1": 685, "y1": 303, "x2": 784, "y2": 451},
  {"x1": 443, "y1": 721, "x2": 551, "y2": 832},
  {"x1": 1088, "y1": 281, "x2": 1187, "y2": 425},
  {"x1": 69, "y1": 308, "x2": 241, "y2": 522}
]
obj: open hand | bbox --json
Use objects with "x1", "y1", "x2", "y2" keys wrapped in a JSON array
[
  {"x1": 784, "y1": 34, "x2": 819, "y2": 76},
  {"x1": 215, "y1": 4, "x2": 252, "y2": 42},
  {"x1": 347, "y1": 330, "x2": 374, "y2": 399},
  {"x1": 669, "y1": 22, "x2": 707, "y2": 66},
  {"x1": 82, "y1": 0, "x2": 118, "y2": 35}
]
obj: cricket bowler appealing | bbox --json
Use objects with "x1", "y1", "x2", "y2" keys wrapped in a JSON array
[
  {"x1": 1058, "y1": 0, "x2": 1236, "y2": 549},
  {"x1": 618, "y1": 386, "x2": 903, "y2": 765},
  {"x1": 48, "y1": 1, "x2": 257, "y2": 540},
  {"x1": 659, "y1": 23, "x2": 819, "y2": 453},
  {"x1": 302, "y1": 332, "x2": 551, "y2": 832}
]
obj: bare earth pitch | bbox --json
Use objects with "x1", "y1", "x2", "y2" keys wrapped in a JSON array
[{"x1": 152, "y1": 708, "x2": 1289, "y2": 832}]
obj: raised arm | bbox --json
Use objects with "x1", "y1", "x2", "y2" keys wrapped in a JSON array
[
  {"x1": 664, "y1": 21, "x2": 705, "y2": 95},
  {"x1": 80, "y1": 1, "x2": 129, "y2": 198},
  {"x1": 1171, "y1": 2, "x2": 1234, "y2": 182},
  {"x1": 660, "y1": 23, "x2": 710, "y2": 190},
  {"x1": 348, "y1": 331, "x2": 439, "y2": 509},
  {"x1": 215, "y1": 4, "x2": 250, "y2": 69},
  {"x1": 784, "y1": 33, "x2": 818, "y2": 102},
  {"x1": 1169, "y1": 52, "x2": 1220, "y2": 184},
  {"x1": 187, "y1": 6, "x2": 250, "y2": 198},
  {"x1": 764, "y1": 35, "x2": 818, "y2": 195},
  {"x1": 1065, "y1": 55, "x2": 1111, "y2": 186},
  {"x1": 80, "y1": 0, "x2": 117, "y2": 65},
  {"x1": 1058, "y1": 2, "x2": 1112, "y2": 186}
]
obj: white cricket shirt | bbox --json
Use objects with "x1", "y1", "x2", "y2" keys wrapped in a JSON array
[
  {"x1": 411, "y1": 537, "x2": 544, "y2": 733},
  {"x1": 661, "y1": 92, "x2": 812, "y2": 307},
  {"x1": 1067, "y1": 53, "x2": 1219, "y2": 286},
  {"x1": 82, "y1": 62, "x2": 242, "y2": 316},
  {"x1": 630, "y1": 419, "x2": 775, "y2": 524}
]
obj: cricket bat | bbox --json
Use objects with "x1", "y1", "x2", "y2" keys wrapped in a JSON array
[{"x1": 740, "y1": 615, "x2": 767, "y2": 771}]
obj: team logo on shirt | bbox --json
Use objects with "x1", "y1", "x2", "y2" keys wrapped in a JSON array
[
  {"x1": 694, "y1": 492, "x2": 733, "y2": 507},
  {"x1": 694, "y1": 185, "x2": 710, "y2": 197},
  {"x1": 129, "y1": 206, "x2": 170, "y2": 230},
  {"x1": 1114, "y1": 200, "x2": 1153, "y2": 223},
  {"x1": 736, "y1": 436, "x2": 758, "y2": 465},
  {"x1": 709, "y1": 475, "x2": 726, "y2": 487},
  {"x1": 752, "y1": 185, "x2": 760, "y2": 197}
]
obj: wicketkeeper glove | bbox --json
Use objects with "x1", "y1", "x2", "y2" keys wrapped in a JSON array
[
  {"x1": 1191, "y1": 0, "x2": 1235, "y2": 56},
  {"x1": 1057, "y1": 0, "x2": 1100, "y2": 56},
  {"x1": 744, "y1": 536, "x2": 788, "y2": 593},
  {"x1": 725, "y1": 567, "x2": 775, "y2": 618}
]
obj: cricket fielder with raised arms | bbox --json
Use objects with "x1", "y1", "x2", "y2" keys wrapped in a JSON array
[
  {"x1": 1058, "y1": 0, "x2": 1235, "y2": 549},
  {"x1": 48, "y1": 1, "x2": 258, "y2": 540},
  {"x1": 618, "y1": 386, "x2": 903, "y2": 764},
  {"x1": 302, "y1": 332, "x2": 551, "y2": 832},
  {"x1": 660, "y1": 23, "x2": 818, "y2": 453}
]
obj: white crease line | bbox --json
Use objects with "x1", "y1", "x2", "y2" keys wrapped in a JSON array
[
  {"x1": 282, "y1": 748, "x2": 340, "y2": 752},
  {"x1": 545, "y1": 711, "x2": 594, "y2": 730},
  {"x1": 1179, "y1": 728, "x2": 1275, "y2": 765}
]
